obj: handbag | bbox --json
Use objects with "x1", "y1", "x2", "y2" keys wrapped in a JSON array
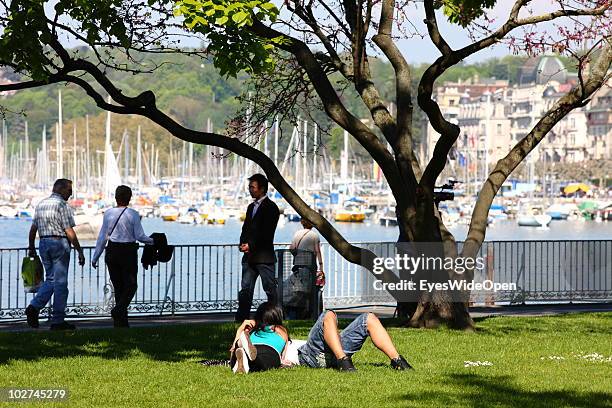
[{"x1": 22, "y1": 255, "x2": 44, "y2": 293}]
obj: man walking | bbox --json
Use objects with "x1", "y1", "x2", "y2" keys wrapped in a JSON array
[
  {"x1": 91, "y1": 185, "x2": 154, "y2": 328},
  {"x1": 25, "y1": 179, "x2": 85, "y2": 330},
  {"x1": 236, "y1": 174, "x2": 280, "y2": 321}
]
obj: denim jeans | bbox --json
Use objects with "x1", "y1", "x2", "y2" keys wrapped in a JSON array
[
  {"x1": 30, "y1": 238, "x2": 71, "y2": 324},
  {"x1": 298, "y1": 311, "x2": 370, "y2": 368},
  {"x1": 236, "y1": 262, "x2": 277, "y2": 321}
]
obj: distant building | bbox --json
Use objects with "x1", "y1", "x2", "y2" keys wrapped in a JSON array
[
  {"x1": 421, "y1": 76, "x2": 509, "y2": 169},
  {"x1": 421, "y1": 54, "x2": 609, "y2": 177},
  {"x1": 518, "y1": 55, "x2": 576, "y2": 85},
  {"x1": 586, "y1": 87, "x2": 612, "y2": 160}
]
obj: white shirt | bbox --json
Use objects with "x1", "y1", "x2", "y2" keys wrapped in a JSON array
[
  {"x1": 92, "y1": 207, "x2": 154, "y2": 263},
  {"x1": 251, "y1": 196, "x2": 267, "y2": 217}
]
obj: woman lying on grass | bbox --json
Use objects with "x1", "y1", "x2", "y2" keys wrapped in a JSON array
[
  {"x1": 230, "y1": 302, "x2": 413, "y2": 373},
  {"x1": 230, "y1": 302, "x2": 289, "y2": 373}
]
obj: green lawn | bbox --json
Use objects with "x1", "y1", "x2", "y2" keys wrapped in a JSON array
[{"x1": 1, "y1": 313, "x2": 611, "y2": 408}]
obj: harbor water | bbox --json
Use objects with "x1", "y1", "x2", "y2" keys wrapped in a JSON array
[
  {"x1": 0, "y1": 216, "x2": 610, "y2": 318},
  {"x1": 0, "y1": 217, "x2": 610, "y2": 249}
]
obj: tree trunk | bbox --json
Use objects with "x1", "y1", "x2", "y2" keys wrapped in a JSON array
[{"x1": 395, "y1": 201, "x2": 475, "y2": 330}]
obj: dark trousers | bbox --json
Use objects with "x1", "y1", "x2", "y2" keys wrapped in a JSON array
[
  {"x1": 229, "y1": 344, "x2": 281, "y2": 373},
  {"x1": 236, "y1": 262, "x2": 277, "y2": 321},
  {"x1": 105, "y1": 242, "x2": 139, "y2": 321}
]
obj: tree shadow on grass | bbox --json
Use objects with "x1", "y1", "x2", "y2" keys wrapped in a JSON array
[
  {"x1": 398, "y1": 373, "x2": 611, "y2": 408},
  {"x1": 0, "y1": 320, "x2": 316, "y2": 365}
]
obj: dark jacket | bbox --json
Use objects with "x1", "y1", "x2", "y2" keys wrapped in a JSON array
[
  {"x1": 141, "y1": 233, "x2": 174, "y2": 270},
  {"x1": 240, "y1": 196, "x2": 280, "y2": 264}
]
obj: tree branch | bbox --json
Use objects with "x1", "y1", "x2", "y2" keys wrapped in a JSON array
[
  {"x1": 423, "y1": 0, "x2": 452, "y2": 56},
  {"x1": 49, "y1": 58, "x2": 404, "y2": 290},
  {"x1": 248, "y1": 18, "x2": 406, "y2": 199},
  {"x1": 461, "y1": 39, "x2": 612, "y2": 259},
  {"x1": 372, "y1": 0, "x2": 422, "y2": 185}
]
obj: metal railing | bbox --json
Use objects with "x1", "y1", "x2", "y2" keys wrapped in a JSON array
[{"x1": 0, "y1": 240, "x2": 610, "y2": 320}]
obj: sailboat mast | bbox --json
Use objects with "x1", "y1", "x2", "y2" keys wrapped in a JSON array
[
  {"x1": 136, "y1": 126, "x2": 142, "y2": 189},
  {"x1": 303, "y1": 119, "x2": 307, "y2": 195},
  {"x1": 104, "y1": 100, "x2": 111, "y2": 199},
  {"x1": 274, "y1": 116, "x2": 279, "y2": 168},
  {"x1": 73, "y1": 124, "x2": 77, "y2": 194},
  {"x1": 58, "y1": 91, "x2": 64, "y2": 178},
  {"x1": 313, "y1": 123, "x2": 318, "y2": 184},
  {"x1": 86, "y1": 115, "x2": 90, "y2": 193},
  {"x1": 41, "y1": 125, "x2": 47, "y2": 187}
]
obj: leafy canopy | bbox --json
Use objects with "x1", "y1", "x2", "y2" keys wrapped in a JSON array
[
  {"x1": 0, "y1": 0, "x2": 129, "y2": 80},
  {"x1": 440, "y1": 0, "x2": 497, "y2": 27},
  {"x1": 174, "y1": 0, "x2": 281, "y2": 77}
]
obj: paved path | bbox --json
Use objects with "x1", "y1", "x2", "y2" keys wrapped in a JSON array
[{"x1": 1, "y1": 303, "x2": 610, "y2": 333}]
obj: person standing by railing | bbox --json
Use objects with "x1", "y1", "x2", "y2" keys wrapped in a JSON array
[
  {"x1": 25, "y1": 178, "x2": 85, "y2": 330},
  {"x1": 236, "y1": 174, "x2": 280, "y2": 321},
  {"x1": 91, "y1": 185, "x2": 154, "y2": 328},
  {"x1": 287, "y1": 218, "x2": 325, "y2": 319}
]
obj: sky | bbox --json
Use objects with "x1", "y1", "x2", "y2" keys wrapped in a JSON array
[{"x1": 48, "y1": 0, "x2": 591, "y2": 65}]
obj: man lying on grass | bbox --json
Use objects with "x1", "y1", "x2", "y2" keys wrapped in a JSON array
[{"x1": 230, "y1": 302, "x2": 413, "y2": 373}]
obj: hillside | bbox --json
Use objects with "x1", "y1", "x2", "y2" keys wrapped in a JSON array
[{"x1": 0, "y1": 50, "x2": 570, "y2": 169}]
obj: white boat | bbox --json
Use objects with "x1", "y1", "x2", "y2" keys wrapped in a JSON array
[
  {"x1": 517, "y1": 214, "x2": 552, "y2": 227},
  {"x1": 73, "y1": 213, "x2": 104, "y2": 240},
  {"x1": 0, "y1": 206, "x2": 17, "y2": 218},
  {"x1": 546, "y1": 203, "x2": 578, "y2": 220},
  {"x1": 178, "y1": 209, "x2": 203, "y2": 225},
  {"x1": 379, "y1": 215, "x2": 397, "y2": 227}
]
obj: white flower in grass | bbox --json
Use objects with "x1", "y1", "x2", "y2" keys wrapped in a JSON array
[
  {"x1": 540, "y1": 355, "x2": 565, "y2": 361},
  {"x1": 569, "y1": 352, "x2": 612, "y2": 363},
  {"x1": 464, "y1": 360, "x2": 493, "y2": 367}
]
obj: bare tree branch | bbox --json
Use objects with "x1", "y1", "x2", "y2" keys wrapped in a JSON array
[
  {"x1": 462, "y1": 39, "x2": 612, "y2": 259},
  {"x1": 423, "y1": 0, "x2": 452, "y2": 56}
]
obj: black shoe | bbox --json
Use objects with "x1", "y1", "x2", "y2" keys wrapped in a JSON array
[
  {"x1": 336, "y1": 356, "x2": 357, "y2": 372},
  {"x1": 50, "y1": 322, "x2": 76, "y2": 331},
  {"x1": 391, "y1": 355, "x2": 413, "y2": 370},
  {"x1": 25, "y1": 305, "x2": 39, "y2": 328}
]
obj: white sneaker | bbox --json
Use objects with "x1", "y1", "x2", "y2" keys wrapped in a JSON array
[
  {"x1": 238, "y1": 332, "x2": 257, "y2": 361},
  {"x1": 232, "y1": 348, "x2": 250, "y2": 374}
]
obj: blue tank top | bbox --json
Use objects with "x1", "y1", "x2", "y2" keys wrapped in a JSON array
[{"x1": 250, "y1": 326, "x2": 286, "y2": 355}]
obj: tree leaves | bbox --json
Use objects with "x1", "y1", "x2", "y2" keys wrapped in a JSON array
[
  {"x1": 174, "y1": 0, "x2": 279, "y2": 78},
  {"x1": 440, "y1": 0, "x2": 497, "y2": 27},
  {"x1": 0, "y1": 0, "x2": 131, "y2": 80}
]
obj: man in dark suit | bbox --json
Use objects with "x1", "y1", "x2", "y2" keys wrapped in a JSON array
[{"x1": 236, "y1": 173, "x2": 280, "y2": 321}]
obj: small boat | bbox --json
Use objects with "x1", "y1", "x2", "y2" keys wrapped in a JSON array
[
  {"x1": 517, "y1": 214, "x2": 552, "y2": 227},
  {"x1": 334, "y1": 210, "x2": 366, "y2": 223},
  {"x1": 489, "y1": 204, "x2": 508, "y2": 219},
  {"x1": 73, "y1": 213, "x2": 104, "y2": 240},
  {"x1": 160, "y1": 205, "x2": 179, "y2": 222},
  {"x1": 284, "y1": 208, "x2": 301, "y2": 222},
  {"x1": 0, "y1": 206, "x2": 17, "y2": 218},
  {"x1": 379, "y1": 215, "x2": 397, "y2": 227},
  {"x1": 178, "y1": 209, "x2": 202, "y2": 224},
  {"x1": 17, "y1": 207, "x2": 34, "y2": 219},
  {"x1": 207, "y1": 210, "x2": 226, "y2": 225},
  {"x1": 546, "y1": 204, "x2": 577, "y2": 220}
]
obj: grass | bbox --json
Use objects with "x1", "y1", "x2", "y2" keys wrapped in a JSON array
[{"x1": 0, "y1": 313, "x2": 611, "y2": 408}]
